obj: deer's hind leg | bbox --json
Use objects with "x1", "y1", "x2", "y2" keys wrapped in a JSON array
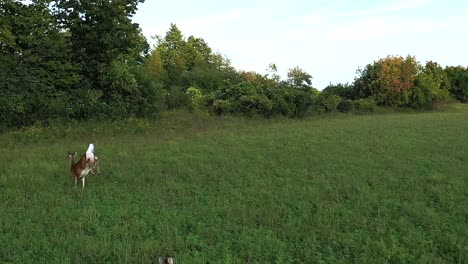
[
  {"x1": 95, "y1": 158, "x2": 100, "y2": 174},
  {"x1": 91, "y1": 157, "x2": 100, "y2": 175}
]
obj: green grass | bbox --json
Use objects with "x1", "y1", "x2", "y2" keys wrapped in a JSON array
[{"x1": 1, "y1": 110, "x2": 467, "y2": 263}]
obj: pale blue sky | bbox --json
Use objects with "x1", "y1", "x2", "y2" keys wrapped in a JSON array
[{"x1": 133, "y1": 0, "x2": 468, "y2": 89}]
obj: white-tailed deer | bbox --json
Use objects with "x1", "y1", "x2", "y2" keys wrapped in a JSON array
[{"x1": 67, "y1": 143, "x2": 100, "y2": 188}]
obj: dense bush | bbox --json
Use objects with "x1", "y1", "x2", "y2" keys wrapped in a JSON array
[
  {"x1": 314, "y1": 94, "x2": 342, "y2": 113},
  {"x1": 337, "y1": 99, "x2": 355, "y2": 113},
  {"x1": 354, "y1": 98, "x2": 378, "y2": 112},
  {"x1": 354, "y1": 55, "x2": 418, "y2": 108},
  {"x1": 186, "y1": 87, "x2": 204, "y2": 112},
  {"x1": 444, "y1": 66, "x2": 468, "y2": 102},
  {"x1": 322, "y1": 83, "x2": 357, "y2": 99},
  {"x1": 166, "y1": 86, "x2": 190, "y2": 110},
  {"x1": 211, "y1": 100, "x2": 232, "y2": 116}
]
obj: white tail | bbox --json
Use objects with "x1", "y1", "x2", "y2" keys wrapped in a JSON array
[
  {"x1": 159, "y1": 257, "x2": 174, "y2": 264},
  {"x1": 86, "y1": 143, "x2": 100, "y2": 175},
  {"x1": 67, "y1": 143, "x2": 100, "y2": 188}
]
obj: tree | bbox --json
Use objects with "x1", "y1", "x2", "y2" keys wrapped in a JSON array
[
  {"x1": 154, "y1": 23, "x2": 187, "y2": 86},
  {"x1": 55, "y1": 0, "x2": 148, "y2": 92},
  {"x1": 354, "y1": 55, "x2": 418, "y2": 108},
  {"x1": 266, "y1": 63, "x2": 281, "y2": 83},
  {"x1": 444, "y1": 66, "x2": 468, "y2": 102},
  {"x1": 152, "y1": 24, "x2": 237, "y2": 92},
  {"x1": 411, "y1": 61, "x2": 450, "y2": 108},
  {"x1": 147, "y1": 49, "x2": 167, "y2": 83},
  {"x1": 322, "y1": 83, "x2": 356, "y2": 99},
  {"x1": 0, "y1": 0, "x2": 79, "y2": 127},
  {"x1": 287, "y1": 66, "x2": 313, "y2": 90}
]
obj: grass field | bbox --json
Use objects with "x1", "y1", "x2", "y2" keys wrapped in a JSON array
[{"x1": 1, "y1": 110, "x2": 467, "y2": 263}]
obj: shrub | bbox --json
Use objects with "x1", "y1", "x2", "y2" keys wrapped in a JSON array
[
  {"x1": 186, "y1": 87, "x2": 204, "y2": 112},
  {"x1": 338, "y1": 99, "x2": 355, "y2": 113},
  {"x1": 354, "y1": 98, "x2": 378, "y2": 112},
  {"x1": 283, "y1": 88, "x2": 313, "y2": 117},
  {"x1": 212, "y1": 100, "x2": 232, "y2": 116},
  {"x1": 314, "y1": 94, "x2": 342, "y2": 113},
  {"x1": 444, "y1": 66, "x2": 468, "y2": 102},
  {"x1": 166, "y1": 86, "x2": 190, "y2": 109},
  {"x1": 322, "y1": 83, "x2": 357, "y2": 99},
  {"x1": 236, "y1": 94, "x2": 273, "y2": 117},
  {"x1": 132, "y1": 65, "x2": 165, "y2": 117},
  {"x1": 99, "y1": 59, "x2": 141, "y2": 116}
]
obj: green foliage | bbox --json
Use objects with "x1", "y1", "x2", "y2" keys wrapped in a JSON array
[
  {"x1": 152, "y1": 23, "x2": 236, "y2": 92},
  {"x1": 355, "y1": 55, "x2": 419, "y2": 108},
  {"x1": 211, "y1": 99, "x2": 232, "y2": 116},
  {"x1": 354, "y1": 98, "x2": 378, "y2": 112},
  {"x1": 322, "y1": 83, "x2": 357, "y2": 99},
  {"x1": 287, "y1": 66, "x2": 313, "y2": 90},
  {"x1": 186, "y1": 87, "x2": 204, "y2": 112},
  {"x1": 444, "y1": 66, "x2": 468, "y2": 102},
  {"x1": 146, "y1": 49, "x2": 167, "y2": 83},
  {"x1": 206, "y1": 76, "x2": 315, "y2": 118},
  {"x1": 0, "y1": 0, "x2": 155, "y2": 127},
  {"x1": 337, "y1": 99, "x2": 355, "y2": 113},
  {"x1": 98, "y1": 59, "x2": 141, "y2": 116},
  {"x1": 166, "y1": 86, "x2": 190, "y2": 109},
  {"x1": 237, "y1": 94, "x2": 273, "y2": 117},
  {"x1": 1, "y1": 1, "x2": 466, "y2": 130},
  {"x1": 410, "y1": 61, "x2": 451, "y2": 109},
  {"x1": 132, "y1": 65, "x2": 165, "y2": 116},
  {"x1": 282, "y1": 88, "x2": 314, "y2": 118},
  {"x1": 56, "y1": 0, "x2": 148, "y2": 87},
  {"x1": 314, "y1": 94, "x2": 343, "y2": 113},
  {"x1": 0, "y1": 0, "x2": 79, "y2": 127}
]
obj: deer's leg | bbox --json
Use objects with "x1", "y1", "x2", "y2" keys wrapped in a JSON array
[
  {"x1": 96, "y1": 158, "x2": 100, "y2": 174},
  {"x1": 82, "y1": 177, "x2": 85, "y2": 189}
]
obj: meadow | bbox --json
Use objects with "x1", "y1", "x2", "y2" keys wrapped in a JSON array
[{"x1": 1, "y1": 109, "x2": 467, "y2": 263}]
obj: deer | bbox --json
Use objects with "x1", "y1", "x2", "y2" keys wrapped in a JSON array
[{"x1": 67, "y1": 143, "x2": 100, "y2": 188}]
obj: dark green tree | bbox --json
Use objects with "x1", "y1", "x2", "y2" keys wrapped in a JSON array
[
  {"x1": 322, "y1": 83, "x2": 357, "y2": 99},
  {"x1": 154, "y1": 23, "x2": 187, "y2": 86},
  {"x1": 55, "y1": 0, "x2": 149, "y2": 100},
  {"x1": 411, "y1": 61, "x2": 450, "y2": 108},
  {"x1": 0, "y1": 0, "x2": 79, "y2": 127},
  {"x1": 152, "y1": 24, "x2": 237, "y2": 93},
  {"x1": 444, "y1": 66, "x2": 468, "y2": 102}
]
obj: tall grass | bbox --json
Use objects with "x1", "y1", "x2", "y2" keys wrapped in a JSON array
[{"x1": 1, "y1": 110, "x2": 467, "y2": 263}]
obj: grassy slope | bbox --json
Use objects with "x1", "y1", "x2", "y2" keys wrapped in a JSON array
[{"x1": 0, "y1": 110, "x2": 467, "y2": 263}]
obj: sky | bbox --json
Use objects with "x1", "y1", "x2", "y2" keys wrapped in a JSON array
[{"x1": 132, "y1": 0, "x2": 468, "y2": 89}]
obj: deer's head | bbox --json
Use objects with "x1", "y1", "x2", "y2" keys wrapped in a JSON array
[{"x1": 67, "y1": 152, "x2": 77, "y2": 160}]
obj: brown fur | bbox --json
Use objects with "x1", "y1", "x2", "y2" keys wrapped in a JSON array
[{"x1": 67, "y1": 152, "x2": 95, "y2": 188}]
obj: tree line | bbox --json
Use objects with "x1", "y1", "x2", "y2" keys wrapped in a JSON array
[{"x1": 1, "y1": 0, "x2": 467, "y2": 129}]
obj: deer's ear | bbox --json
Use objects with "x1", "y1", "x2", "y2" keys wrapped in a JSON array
[{"x1": 74, "y1": 152, "x2": 77, "y2": 156}]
